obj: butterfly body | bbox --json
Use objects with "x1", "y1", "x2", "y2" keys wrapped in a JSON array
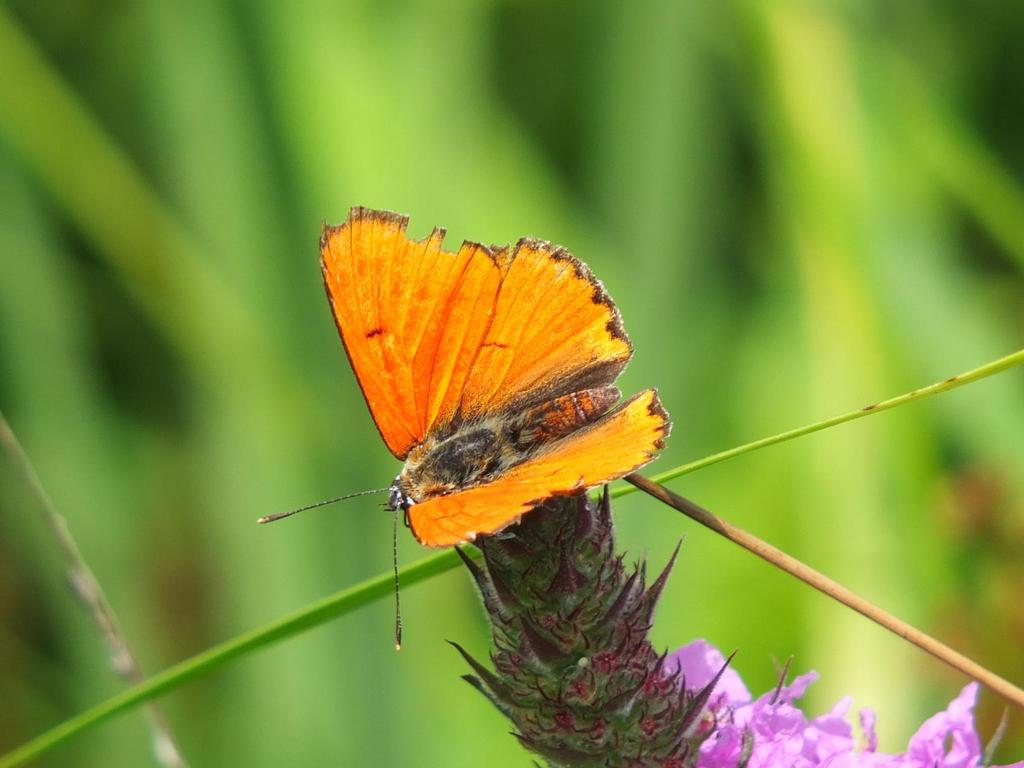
[
  {"x1": 390, "y1": 385, "x2": 625, "y2": 527},
  {"x1": 322, "y1": 207, "x2": 670, "y2": 547},
  {"x1": 394, "y1": 418, "x2": 509, "y2": 506}
]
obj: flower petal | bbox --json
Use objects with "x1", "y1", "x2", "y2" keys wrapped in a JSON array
[
  {"x1": 667, "y1": 639, "x2": 751, "y2": 707},
  {"x1": 673, "y1": 641, "x2": 1018, "y2": 768}
]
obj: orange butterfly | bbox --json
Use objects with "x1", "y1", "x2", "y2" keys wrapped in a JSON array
[{"x1": 320, "y1": 207, "x2": 670, "y2": 548}]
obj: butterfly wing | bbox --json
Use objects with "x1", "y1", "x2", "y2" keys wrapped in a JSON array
[
  {"x1": 406, "y1": 389, "x2": 670, "y2": 547},
  {"x1": 321, "y1": 208, "x2": 504, "y2": 458},
  {"x1": 457, "y1": 238, "x2": 633, "y2": 419},
  {"x1": 322, "y1": 208, "x2": 634, "y2": 459}
]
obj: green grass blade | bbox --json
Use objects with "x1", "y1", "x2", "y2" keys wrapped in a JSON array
[
  {"x1": 0, "y1": 550, "x2": 465, "y2": 768},
  {"x1": 612, "y1": 347, "x2": 1024, "y2": 498}
]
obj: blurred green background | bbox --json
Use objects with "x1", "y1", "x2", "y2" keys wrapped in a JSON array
[{"x1": 1, "y1": 0, "x2": 1022, "y2": 765}]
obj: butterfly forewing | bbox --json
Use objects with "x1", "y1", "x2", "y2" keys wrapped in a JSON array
[
  {"x1": 457, "y1": 239, "x2": 632, "y2": 419},
  {"x1": 322, "y1": 209, "x2": 634, "y2": 452},
  {"x1": 322, "y1": 209, "x2": 502, "y2": 458}
]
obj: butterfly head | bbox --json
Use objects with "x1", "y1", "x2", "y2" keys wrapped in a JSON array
[{"x1": 388, "y1": 477, "x2": 414, "y2": 514}]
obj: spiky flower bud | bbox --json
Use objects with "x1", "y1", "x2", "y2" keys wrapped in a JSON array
[{"x1": 453, "y1": 491, "x2": 726, "y2": 767}]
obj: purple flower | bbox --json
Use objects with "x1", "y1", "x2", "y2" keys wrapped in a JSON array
[{"x1": 666, "y1": 640, "x2": 1022, "y2": 768}]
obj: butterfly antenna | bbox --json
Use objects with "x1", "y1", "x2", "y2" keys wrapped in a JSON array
[
  {"x1": 257, "y1": 487, "x2": 389, "y2": 524},
  {"x1": 392, "y1": 505, "x2": 403, "y2": 651}
]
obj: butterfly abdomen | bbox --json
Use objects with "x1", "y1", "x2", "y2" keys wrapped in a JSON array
[{"x1": 510, "y1": 387, "x2": 621, "y2": 448}]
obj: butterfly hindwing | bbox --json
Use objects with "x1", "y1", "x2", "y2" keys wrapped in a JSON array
[{"x1": 406, "y1": 389, "x2": 669, "y2": 547}]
